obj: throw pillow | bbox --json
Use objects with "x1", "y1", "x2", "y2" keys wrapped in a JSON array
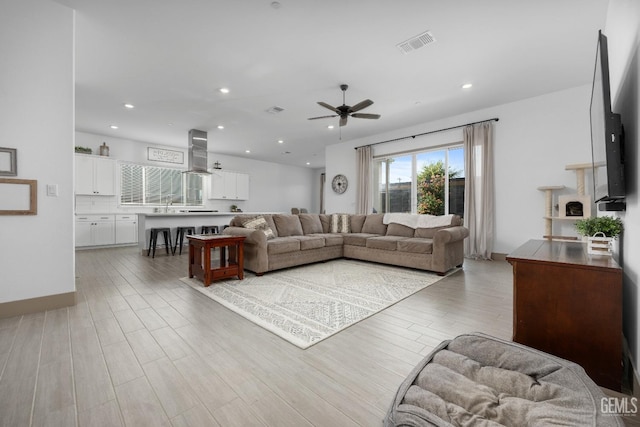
[
  {"x1": 242, "y1": 216, "x2": 275, "y2": 240},
  {"x1": 330, "y1": 214, "x2": 350, "y2": 233}
]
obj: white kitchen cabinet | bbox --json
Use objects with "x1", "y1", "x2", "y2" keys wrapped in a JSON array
[
  {"x1": 75, "y1": 154, "x2": 117, "y2": 196},
  {"x1": 75, "y1": 215, "x2": 115, "y2": 247},
  {"x1": 209, "y1": 170, "x2": 249, "y2": 200},
  {"x1": 115, "y1": 214, "x2": 138, "y2": 244}
]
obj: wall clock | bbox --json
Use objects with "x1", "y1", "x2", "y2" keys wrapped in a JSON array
[{"x1": 332, "y1": 174, "x2": 348, "y2": 194}]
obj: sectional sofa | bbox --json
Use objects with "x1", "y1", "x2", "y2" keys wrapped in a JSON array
[{"x1": 223, "y1": 213, "x2": 469, "y2": 276}]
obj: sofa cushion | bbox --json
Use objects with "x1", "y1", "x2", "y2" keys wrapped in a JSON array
[
  {"x1": 292, "y1": 235, "x2": 325, "y2": 250},
  {"x1": 397, "y1": 238, "x2": 433, "y2": 254},
  {"x1": 273, "y1": 214, "x2": 304, "y2": 237},
  {"x1": 267, "y1": 237, "x2": 301, "y2": 255},
  {"x1": 362, "y1": 213, "x2": 387, "y2": 235},
  {"x1": 309, "y1": 233, "x2": 344, "y2": 247},
  {"x1": 349, "y1": 215, "x2": 367, "y2": 233},
  {"x1": 386, "y1": 223, "x2": 415, "y2": 238},
  {"x1": 298, "y1": 214, "x2": 323, "y2": 234},
  {"x1": 366, "y1": 235, "x2": 409, "y2": 251},
  {"x1": 241, "y1": 215, "x2": 275, "y2": 240},
  {"x1": 319, "y1": 214, "x2": 332, "y2": 233},
  {"x1": 342, "y1": 233, "x2": 379, "y2": 247},
  {"x1": 330, "y1": 214, "x2": 351, "y2": 233}
]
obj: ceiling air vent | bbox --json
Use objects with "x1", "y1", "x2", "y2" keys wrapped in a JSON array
[
  {"x1": 396, "y1": 30, "x2": 436, "y2": 54},
  {"x1": 266, "y1": 106, "x2": 285, "y2": 114}
]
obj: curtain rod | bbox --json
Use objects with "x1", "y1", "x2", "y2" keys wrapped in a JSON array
[{"x1": 354, "y1": 117, "x2": 499, "y2": 150}]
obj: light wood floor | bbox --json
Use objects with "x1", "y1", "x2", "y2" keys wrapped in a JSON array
[{"x1": 0, "y1": 246, "x2": 514, "y2": 426}]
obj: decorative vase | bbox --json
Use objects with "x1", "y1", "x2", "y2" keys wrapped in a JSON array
[
  {"x1": 99, "y1": 142, "x2": 110, "y2": 156},
  {"x1": 587, "y1": 232, "x2": 613, "y2": 256}
]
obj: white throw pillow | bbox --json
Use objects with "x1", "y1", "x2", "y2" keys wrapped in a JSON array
[
  {"x1": 330, "y1": 214, "x2": 350, "y2": 233},
  {"x1": 242, "y1": 216, "x2": 275, "y2": 239}
]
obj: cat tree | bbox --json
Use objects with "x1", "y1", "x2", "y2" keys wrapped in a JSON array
[{"x1": 537, "y1": 163, "x2": 596, "y2": 240}]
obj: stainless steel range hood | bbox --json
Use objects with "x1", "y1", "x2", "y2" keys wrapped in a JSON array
[{"x1": 185, "y1": 129, "x2": 210, "y2": 174}]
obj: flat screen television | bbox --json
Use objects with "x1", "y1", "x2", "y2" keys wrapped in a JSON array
[{"x1": 590, "y1": 30, "x2": 625, "y2": 210}]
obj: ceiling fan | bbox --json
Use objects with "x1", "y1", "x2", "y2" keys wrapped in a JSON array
[{"x1": 308, "y1": 84, "x2": 381, "y2": 127}]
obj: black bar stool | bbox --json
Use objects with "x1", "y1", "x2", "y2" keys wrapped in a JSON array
[
  {"x1": 147, "y1": 227, "x2": 172, "y2": 258},
  {"x1": 174, "y1": 226, "x2": 196, "y2": 255},
  {"x1": 200, "y1": 225, "x2": 219, "y2": 234}
]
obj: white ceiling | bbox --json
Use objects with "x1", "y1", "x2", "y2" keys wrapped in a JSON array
[{"x1": 53, "y1": 0, "x2": 609, "y2": 168}]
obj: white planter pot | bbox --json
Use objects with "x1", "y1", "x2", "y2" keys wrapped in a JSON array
[{"x1": 587, "y1": 232, "x2": 613, "y2": 256}]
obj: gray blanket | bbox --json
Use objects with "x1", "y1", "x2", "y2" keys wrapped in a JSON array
[{"x1": 384, "y1": 333, "x2": 624, "y2": 426}]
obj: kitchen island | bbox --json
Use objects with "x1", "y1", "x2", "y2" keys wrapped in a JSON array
[{"x1": 137, "y1": 211, "x2": 281, "y2": 252}]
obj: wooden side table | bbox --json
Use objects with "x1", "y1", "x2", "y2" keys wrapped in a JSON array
[
  {"x1": 187, "y1": 234, "x2": 246, "y2": 286},
  {"x1": 507, "y1": 239, "x2": 622, "y2": 390}
]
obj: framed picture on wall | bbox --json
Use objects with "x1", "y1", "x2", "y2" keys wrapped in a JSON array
[{"x1": 0, "y1": 147, "x2": 17, "y2": 176}]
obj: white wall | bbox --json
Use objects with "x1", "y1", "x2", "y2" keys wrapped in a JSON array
[
  {"x1": 0, "y1": 0, "x2": 75, "y2": 303},
  {"x1": 326, "y1": 85, "x2": 594, "y2": 254},
  {"x1": 605, "y1": 0, "x2": 640, "y2": 377},
  {"x1": 75, "y1": 132, "x2": 318, "y2": 214}
]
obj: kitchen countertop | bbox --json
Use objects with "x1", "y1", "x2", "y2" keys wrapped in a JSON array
[{"x1": 139, "y1": 211, "x2": 282, "y2": 217}]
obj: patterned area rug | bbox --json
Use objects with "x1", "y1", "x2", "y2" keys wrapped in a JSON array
[{"x1": 180, "y1": 259, "x2": 446, "y2": 349}]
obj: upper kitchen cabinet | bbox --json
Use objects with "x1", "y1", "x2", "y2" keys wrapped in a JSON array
[
  {"x1": 209, "y1": 170, "x2": 249, "y2": 200},
  {"x1": 75, "y1": 154, "x2": 116, "y2": 196}
]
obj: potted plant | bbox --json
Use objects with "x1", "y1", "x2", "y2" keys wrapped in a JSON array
[{"x1": 575, "y1": 216, "x2": 623, "y2": 255}]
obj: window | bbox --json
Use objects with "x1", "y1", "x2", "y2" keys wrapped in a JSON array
[
  {"x1": 374, "y1": 145, "x2": 464, "y2": 216},
  {"x1": 120, "y1": 163, "x2": 203, "y2": 206}
]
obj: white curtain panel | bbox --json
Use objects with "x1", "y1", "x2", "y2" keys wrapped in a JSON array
[
  {"x1": 463, "y1": 122, "x2": 495, "y2": 259},
  {"x1": 356, "y1": 145, "x2": 373, "y2": 214}
]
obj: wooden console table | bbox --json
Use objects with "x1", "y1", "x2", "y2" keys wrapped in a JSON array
[
  {"x1": 506, "y1": 239, "x2": 622, "y2": 390},
  {"x1": 187, "y1": 234, "x2": 246, "y2": 286}
]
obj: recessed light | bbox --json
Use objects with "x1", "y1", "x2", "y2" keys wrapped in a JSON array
[
  {"x1": 123, "y1": 103, "x2": 135, "y2": 109},
  {"x1": 217, "y1": 125, "x2": 224, "y2": 130},
  {"x1": 306, "y1": 162, "x2": 310, "y2": 165},
  {"x1": 109, "y1": 125, "x2": 119, "y2": 129},
  {"x1": 219, "y1": 88, "x2": 230, "y2": 94},
  {"x1": 245, "y1": 150, "x2": 251, "y2": 153},
  {"x1": 462, "y1": 83, "x2": 473, "y2": 89},
  {"x1": 278, "y1": 140, "x2": 284, "y2": 144},
  {"x1": 328, "y1": 125, "x2": 334, "y2": 129}
]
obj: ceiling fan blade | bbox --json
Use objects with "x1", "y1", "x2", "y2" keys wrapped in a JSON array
[
  {"x1": 349, "y1": 99, "x2": 373, "y2": 113},
  {"x1": 308, "y1": 115, "x2": 338, "y2": 120},
  {"x1": 339, "y1": 115, "x2": 348, "y2": 127},
  {"x1": 317, "y1": 101, "x2": 339, "y2": 113},
  {"x1": 351, "y1": 113, "x2": 380, "y2": 119}
]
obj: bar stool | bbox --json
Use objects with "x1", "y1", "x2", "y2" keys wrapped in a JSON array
[
  {"x1": 173, "y1": 226, "x2": 196, "y2": 255},
  {"x1": 147, "y1": 227, "x2": 172, "y2": 258},
  {"x1": 200, "y1": 225, "x2": 219, "y2": 234}
]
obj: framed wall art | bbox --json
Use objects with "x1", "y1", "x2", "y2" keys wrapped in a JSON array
[
  {"x1": 0, "y1": 147, "x2": 17, "y2": 176},
  {"x1": 0, "y1": 178, "x2": 37, "y2": 215},
  {"x1": 147, "y1": 147, "x2": 184, "y2": 164}
]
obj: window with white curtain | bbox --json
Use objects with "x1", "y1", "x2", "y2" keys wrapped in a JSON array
[
  {"x1": 373, "y1": 145, "x2": 464, "y2": 216},
  {"x1": 120, "y1": 163, "x2": 203, "y2": 206}
]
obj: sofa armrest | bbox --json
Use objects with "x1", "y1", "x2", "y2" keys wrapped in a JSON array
[
  {"x1": 433, "y1": 226, "x2": 469, "y2": 245},
  {"x1": 223, "y1": 226, "x2": 267, "y2": 248}
]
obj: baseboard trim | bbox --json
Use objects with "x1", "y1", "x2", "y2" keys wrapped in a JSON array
[
  {"x1": 491, "y1": 253, "x2": 507, "y2": 261},
  {"x1": 0, "y1": 291, "x2": 76, "y2": 318}
]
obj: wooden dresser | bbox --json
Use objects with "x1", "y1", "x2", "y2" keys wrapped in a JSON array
[{"x1": 506, "y1": 239, "x2": 622, "y2": 391}]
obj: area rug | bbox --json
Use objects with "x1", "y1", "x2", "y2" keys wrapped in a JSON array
[{"x1": 179, "y1": 259, "x2": 447, "y2": 349}]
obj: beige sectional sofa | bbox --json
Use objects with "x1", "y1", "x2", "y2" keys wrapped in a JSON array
[{"x1": 223, "y1": 213, "x2": 469, "y2": 276}]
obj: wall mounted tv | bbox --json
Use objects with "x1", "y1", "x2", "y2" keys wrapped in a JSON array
[{"x1": 590, "y1": 30, "x2": 626, "y2": 211}]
